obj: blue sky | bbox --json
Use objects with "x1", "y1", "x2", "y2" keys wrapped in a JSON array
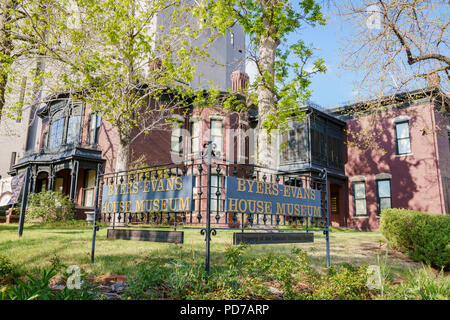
[{"x1": 298, "y1": 11, "x2": 359, "y2": 109}]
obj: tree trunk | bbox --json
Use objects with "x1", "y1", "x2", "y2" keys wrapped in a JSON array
[
  {"x1": 0, "y1": 71, "x2": 7, "y2": 118},
  {"x1": 115, "y1": 140, "x2": 131, "y2": 172},
  {"x1": 256, "y1": 32, "x2": 280, "y2": 169}
]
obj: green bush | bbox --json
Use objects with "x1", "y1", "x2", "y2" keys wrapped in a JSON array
[
  {"x1": 308, "y1": 264, "x2": 373, "y2": 300},
  {"x1": 0, "y1": 255, "x2": 19, "y2": 283},
  {"x1": 26, "y1": 191, "x2": 74, "y2": 223},
  {"x1": 0, "y1": 205, "x2": 9, "y2": 216},
  {"x1": 380, "y1": 208, "x2": 450, "y2": 269}
]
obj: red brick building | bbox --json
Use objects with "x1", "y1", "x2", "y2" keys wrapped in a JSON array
[
  {"x1": 10, "y1": 71, "x2": 254, "y2": 218},
  {"x1": 8, "y1": 84, "x2": 449, "y2": 230},
  {"x1": 329, "y1": 88, "x2": 449, "y2": 230}
]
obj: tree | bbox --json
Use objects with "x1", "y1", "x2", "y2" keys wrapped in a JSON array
[
  {"x1": 0, "y1": 0, "x2": 47, "y2": 122},
  {"x1": 335, "y1": 0, "x2": 449, "y2": 110},
  {"x1": 193, "y1": 0, "x2": 327, "y2": 167},
  {"x1": 10, "y1": 0, "x2": 212, "y2": 171}
]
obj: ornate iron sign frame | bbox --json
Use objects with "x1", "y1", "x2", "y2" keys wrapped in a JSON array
[{"x1": 90, "y1": 141, "x2": 331, "y2": 274}]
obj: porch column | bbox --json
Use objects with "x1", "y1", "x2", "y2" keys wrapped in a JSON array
[
  {"x1": 69, "y1": 161, "x2": 79, "y2": 201},
  {"x1": 30, "y1": 174, "x2": 36, "y2": 193},
  {"x1": 48, "y1": 165, "x2": 55, "y2": 191},
  {"x1": 30, "y1": 166, "x2": 37, "y2": 193}
]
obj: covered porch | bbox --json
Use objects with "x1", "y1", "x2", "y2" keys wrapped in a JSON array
[{"x1": 11, "y1": 147, "x2": 104, "y2": 219}]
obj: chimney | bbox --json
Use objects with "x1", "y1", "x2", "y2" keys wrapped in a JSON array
[
  {"x1": 231, "y1": 70, "x2": 249, "y2": 93},
  {"x1": 426, "y1": 71, "x2": 441, "y2": 88}
]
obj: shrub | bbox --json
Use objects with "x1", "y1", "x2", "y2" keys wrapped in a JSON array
[
  {"x1": 0, "y1": 205, "x2": 9, "y2": 216},
  {"x1": 0, "y1": 255, "x2": 19, "y2": 283},
  {"x1": 380, "y1": 208, "x2": 450, "y2": 269},
  {"x1": 224, "y1": 243, "x2": 248, "y2": 274},
  {"x1": 26, "y1": 191, "x2": 74, "y2": 223},
  {"x1": 308, "y1": 264, "x2": 373, "y2": 300}
]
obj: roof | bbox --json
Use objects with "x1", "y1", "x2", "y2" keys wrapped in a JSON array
[{"x1": 328, "y1": 87, "x2": 449, "y2": 120}]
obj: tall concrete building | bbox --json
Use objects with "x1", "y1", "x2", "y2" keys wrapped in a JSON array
[
  {"x1": 0, "y1": 58, "x2": 45, "y2": 180},
  {"x1": 151, "y1": 2, "x2": 246, "y2": 90}
]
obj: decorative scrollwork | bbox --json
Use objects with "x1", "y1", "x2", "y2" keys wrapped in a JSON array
[{"x1": 200, "y1": 228, "x2": 217, "y2": 241}]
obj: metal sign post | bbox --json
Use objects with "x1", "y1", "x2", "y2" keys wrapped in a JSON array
[
  {"x1": 200, "y1": 141, "x2": 216, "y2": 276},
  {"x1": 17, "y1": 167, "x2": 30, "y2": 238},
  {"x1": 91, "y1": 163, "x2": 103, "y2": 263},
  {"x1": 321, "y1": 168, "x2": 331, "y2": 268}
]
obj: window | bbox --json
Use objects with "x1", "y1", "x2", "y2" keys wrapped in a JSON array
[
  {"x1": 287, "y1": 129, "x2": 298, "y2": 160},
  {"x1": 55, "y1": 177, "x2": 64, "y2": 193},
  {"x1": 48, "y1": 116, "x2": 65, "y2": 149},
  {"x1": 376, "y1": 179, "x2": 391, "y2": 214},
  {"x1": 42, "y1": 131, "x2": 48, "y2": 149},
  {"x1": 66, "y1": 114, "x2": 81, "y2": 145},
  {"x1": 330, "y1": 192, "x2": 339, "y2": 214},
  {"x1": 395, "y1": 121, "x2": 411, "y2": 155},
  {"x1": 352, "y1": 181, "x2": 367, "y2": 216},
  {"x1": 89, "y1": 113, "x2": 101, "y2": 145},
  {"x1": 171, "y1": 121, "x2": 183, "y2": 155},
  {"x1": 311, "y1": 129, "x2": 325, "y2": 160},
  {"x1": 83, "y1": 170, "x2": 96, "y2": 207},
  {"x1": 243, "y1": 135, "x2": 250, "y2": 164},
  {"x1": 47, "y1": 101, "x2": 83, "y2": 149},
  {"x1": 210, "y1": 119, "x2": 223, "y2": 153},
  {"x1": 327, "y1": 136, "x2": 343, "y2": 169},
  {"x1": 66, "y1": 104, "x2": 82, "y2": 145},
  {"x1": 281, "y1": 121, "x2": 307, "y2": 163},
  {"x1": 190, "y1": 120, "x2": 200, "y2": 154}
]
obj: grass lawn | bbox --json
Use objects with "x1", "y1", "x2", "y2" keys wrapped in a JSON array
[{"x1": 0, "y1": 221, "x2": 422, "y2": 278}]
